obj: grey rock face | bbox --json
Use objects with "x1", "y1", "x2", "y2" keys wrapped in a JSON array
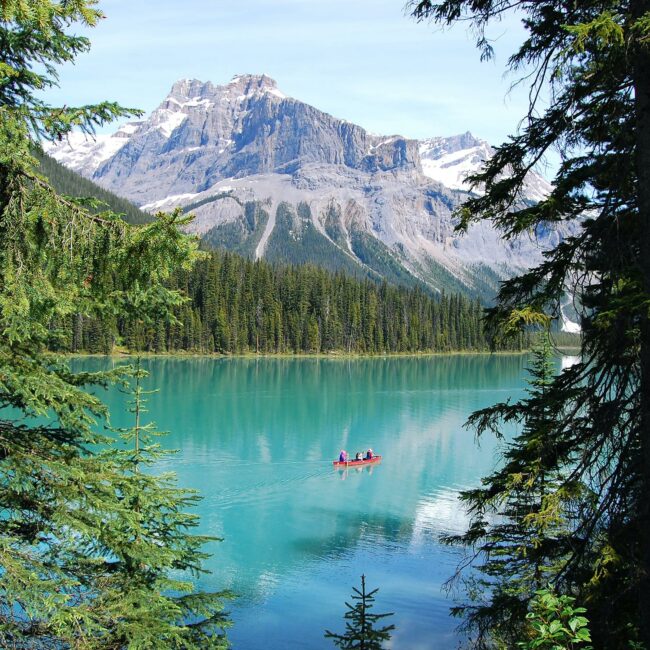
[
  {"x1": 46, "y1": 74, "x2": 566, "y2": 301},
  {"x1": 84, "y1": 75, "x2": 419, "y2": 204}
]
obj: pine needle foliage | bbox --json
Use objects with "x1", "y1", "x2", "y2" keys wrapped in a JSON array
[
  {"x1": 324, "y1": 574, "x2": 395, "y2": 650},
  {"x1": 1, "y1": 1, "x2": 229, "y2": 647},
  {"x1": 105, "y1": 359, "x2": 231, "y2": 648},
  {"x1": 409, "y1": 1, "x2": 650, "y2": 648},
  {"x1": 443, "y1": 335, "x2": 589, "y2": 648}
]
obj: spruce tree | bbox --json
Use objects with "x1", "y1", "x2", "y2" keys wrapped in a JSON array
[
  {"x1": 410, "y1": 0, "x2": 650, "y2": 646},
  {"x1": 1, "y1": 1, "x2": 229, "y2": 645},
  {"x1": 444, "y1": 335, "x2": 584, "y2": 648},
  {"x1": 106, "y1": 360, "x2": 231, "y2": 647},
  {"x1": 324, "y1": 575, "x2": 395, "y2": 650}
]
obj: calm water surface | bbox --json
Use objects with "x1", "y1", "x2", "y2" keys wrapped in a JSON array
[{"x1": 76, "y1": 355, "x2": 535, "y2": 649}]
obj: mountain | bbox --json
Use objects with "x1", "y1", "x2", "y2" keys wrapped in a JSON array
[
  {"x1": 46, "y1": 74, "x2": 561, "y2": 300},
  {"x1": 418, "y1": 132, "x2": 552, "y2": 202}
]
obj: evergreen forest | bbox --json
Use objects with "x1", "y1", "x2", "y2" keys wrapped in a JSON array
[
  {"x1": 34, "y1": 148, "x2": 153, "y2": 225},
  {"x1": 50, "y1": 249, "x2": 529, "y2": 355}
]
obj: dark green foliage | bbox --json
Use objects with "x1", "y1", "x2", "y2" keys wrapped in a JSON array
[
  {"x1": 445, "y1": 336, "x2": 585, "y2": 647},
  {"x1": 203, "y1": 220, "x2": 255, "y2": 254},
  {"x1": 265, "y1": 202, "x2": 366, "y2": 276},
  {"x1": 465, "y1": 263, "x2": 509, "y2": 304},
  {"x1": 550, "y1": 330, "x2": 581, "y2": 350},
  {"x1": 323, "y1": 202, "x2": 348, "y2": 247},
  {"x1": 408, "y1": 250, "x2": 488, "y2": 298},
  {"x1": 410, "y1": 1, "x2": 650, "y2": 647},
  {"x1": 0, "y1": 1, "x2": 141, "y2": 143},
  {"x1": 324, "y1": 574, "x2": 395, "y2": 650},
  {"x1": 55, "y1": 248, "x2": 529, "y2": 355},
  {"x1": 349, "y1": 226, "x2": 420, "y2": 288},
  {"x1": 518, "y1": 588, "x2": 592, "y2": 650},
  {"x1": 1, "y1": 1, "x2": 230, "y2": 646},
  {"x1": 94, "y1": 361, "x2": 231, "y2": 647},
  {"x1": 34, "y1": 149, "x2": 153, "y2": 224}
]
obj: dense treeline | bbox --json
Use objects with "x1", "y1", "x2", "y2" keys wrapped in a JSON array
[
  {"x1": 34, "y1": 149, "x2": 153, "y2": 225},
  {"x1": 50, "y1": 249, "x2": 529, "y2": 355}
]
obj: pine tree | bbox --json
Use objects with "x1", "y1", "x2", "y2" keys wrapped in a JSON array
[
  {"x1": 0, "y1": 1, "x2": 229, "y2": 645},
  {"x1": 105, "y1": 360, "x2": 231, "y2": 647},
  {"x1": 444, "y1": 335, "x2": 585, "y2": 648},
  {"x1": 410, "y1": 1, "x2": 650, "y2": 646},
  {"x1": 324, "y1": 574, "x2": 395, "y2": 650},
  {"x1": 50, "y1": 240, "x2": 524, "y2": 356}
]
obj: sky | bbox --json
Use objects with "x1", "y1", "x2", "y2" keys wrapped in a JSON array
[{"x1": 45, "y1": 0, "x2": 535, "y2": 145}]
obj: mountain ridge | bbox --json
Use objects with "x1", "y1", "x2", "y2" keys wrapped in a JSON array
[{"x1": 46, "y1": 74, "x2": 564, "y2": 303}]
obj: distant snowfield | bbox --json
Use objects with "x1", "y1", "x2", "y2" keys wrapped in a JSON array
[
  {"x1": 418, "y1": 135, "x2": 553, "y2": 201},
  {"x1": 420, "y1": 154, "x2": 479, "y2": 191},
  {"x1": 141, "y1": 193, "x2": 200, "y2": 212},
  {"x1": 46, "y1": 128, "x2": 132, "y2": 174},
  {"x1": 419, "y1": 137, "x2": 492, "y2": 192},
  {"x1": 150, "y1": 108, "x2": 187, "y2": 138}
]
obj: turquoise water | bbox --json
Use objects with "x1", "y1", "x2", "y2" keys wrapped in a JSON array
[{"x1": 76, "y1": 355, "x2": 532, "y2": 649}]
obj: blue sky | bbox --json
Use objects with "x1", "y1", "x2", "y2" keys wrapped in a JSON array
[{"x1": 46, "y1": 0, "x2": 534, "y2": 144}]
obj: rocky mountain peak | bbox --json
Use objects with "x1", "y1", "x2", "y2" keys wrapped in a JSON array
[
  {"x1": 165, "y1": 74, "x2": 285, "y2": 106},
  {"x1": 419, "y1": 131, "x2": 487, "y2": 159},
  {"x1": 62, "y1": 74, "x2": 420, "y2": 202},
  {"x1": 44, "y1": 75, "x2": 559, "y2": 302},
  {"x1": 168, "y1": 78, "x2": 212, "y2": 100},
  {"x1": 227, "y1": 73, "x2": 283, "y2": 97},
  {"x1": 143, "y1": 75, "x2": 286, "y2": 143}
]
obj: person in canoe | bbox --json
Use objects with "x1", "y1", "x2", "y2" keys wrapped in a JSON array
[
  {"x1": 365, "y1": 448, "x2": 374, "y2": 460},
  {"x1": 355, "y1": 452, "x2": 363, "y2": 460},
  {"x1": 339, "y1": 450, "x2": 348, "y2": 462}
]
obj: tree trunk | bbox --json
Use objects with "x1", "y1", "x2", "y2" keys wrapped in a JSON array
[{"x1": 633, "y1": 0, "x2": 650, "y2": 643}]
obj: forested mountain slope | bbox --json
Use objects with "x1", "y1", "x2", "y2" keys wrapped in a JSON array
[
  {"x1": 36, "y1": 145, "x2": 575, "y2": 354},
  {"x1": 34, "y1": 149, "x2": 152, "y2": 225}
]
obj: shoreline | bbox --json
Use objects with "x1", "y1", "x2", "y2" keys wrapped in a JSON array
[{"x1": 58, "y1": 346, "x2": 581, "y2": 360}]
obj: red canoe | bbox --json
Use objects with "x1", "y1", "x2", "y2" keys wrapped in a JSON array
[{"x1": 333, "y1": 455, "x2": 382, "y2": 468}]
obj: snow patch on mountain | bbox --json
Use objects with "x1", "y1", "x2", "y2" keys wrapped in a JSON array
[
  {"x1": 44, "y1": 122, "x2": 140, "y2": 176},
  {"x1": 420, "y1": 148, "x2": 484, "y2": 191},
  {"x1": 419, "y1": 132, "x2": 492, "y2": 192},
  {"x1": 141, "y1": 193, "x2": 200, "y2": 212},
  {"x1": 150, "y1": 108, "x2": 187, "y2": 138},
  {"x1": 419, "y1": 131, "x2": 553, "y2": 201},
  {"x1": 168, "y1": 96, "x2": 215, "y2": 109}
]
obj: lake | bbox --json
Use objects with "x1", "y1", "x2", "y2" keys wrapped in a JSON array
[{"x1": 77, "y1": 354, "x2": 535, "y2": 649}]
